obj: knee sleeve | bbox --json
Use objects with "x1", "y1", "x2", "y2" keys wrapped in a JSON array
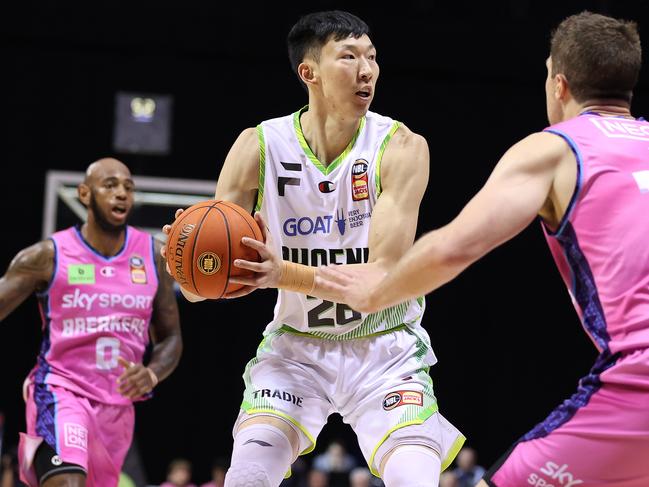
[
  {"x1": 225, "y1": 424, "x2": 294, "y2": 487},
  {"x1": 381, "y1": 445, "x2": 441, "y2": 487},
  {"x1": 375, "y1": 421, "x2": 443, "y2": 474}
]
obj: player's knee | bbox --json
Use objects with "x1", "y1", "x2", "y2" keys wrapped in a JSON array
[
  {"x1": 237, "y1": 415, "x2": 300, "y2": 459},
  {"x1": 380, "y1": 445, "x2": 440, "y2": 487},
  {"x1": 224, "y1": 462, "x2": 271, "y2": 487},
  {"x1": 229, "y1": 422, "x2": 295, "y2": 487},
  {"x1": 41, "y1": 473, "x2": 86, "y2": 487}
]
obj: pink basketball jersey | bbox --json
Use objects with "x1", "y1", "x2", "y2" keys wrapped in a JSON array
[
  {"x1": 30, "y1": 226, "x2": 158, "y2": 405},
  {"x1": 543, "y1": 113, "x2": 649, "y2": 355}
]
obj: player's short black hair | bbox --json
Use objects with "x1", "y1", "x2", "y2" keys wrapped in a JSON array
[{"x1": 287, "y1": 10, "x2": 370, "y2": 77}]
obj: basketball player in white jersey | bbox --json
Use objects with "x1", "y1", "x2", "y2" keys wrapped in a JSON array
[{"x1": 164, "y1": 10, "x2": 464, "y2": 487}]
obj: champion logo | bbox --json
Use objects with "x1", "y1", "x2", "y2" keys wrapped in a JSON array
[
  {"x1": 100, "y1": 266, "x2": 116, "y2": 277},
  {"x1": 318, "y1": 181, "x2": 336, "y2": 193}
]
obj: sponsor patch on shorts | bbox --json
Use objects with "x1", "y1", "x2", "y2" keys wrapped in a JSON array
[
  {"x1": 382, "y1": 390, "x2": 423, "y2": 410},
  {"x1": 63, "y1": 423, "x2": 88, "y2": 451}
]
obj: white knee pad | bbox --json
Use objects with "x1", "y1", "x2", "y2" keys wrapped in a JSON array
[
  {"x1": 375, "y1": 421, "x2": 442, "y2": 473},
  {"x1": 381, "y1": 445, "x2": 441, "y2": 487},
  {"x1": 224, "y1": 462, "x2": 270, "y2": 487},
  {"x1": 225, "y1": 423, "x2": 294, "y2": 487}
]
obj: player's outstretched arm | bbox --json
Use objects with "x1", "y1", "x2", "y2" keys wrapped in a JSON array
[
  {"x1": 320, "y1": 131, "x2": 570, "y2": 312},
  {"x1": 118, "y1": 239, "x2": 182, "y2": 399},
  {"x1": 0, "y1": 241, "x2": 53, "y2": 321}
]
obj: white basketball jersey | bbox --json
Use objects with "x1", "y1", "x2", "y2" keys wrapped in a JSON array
[{"x1": 257, "y1": 107, "x2": 426, "y2": 339}]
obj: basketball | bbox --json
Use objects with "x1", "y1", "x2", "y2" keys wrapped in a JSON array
[{"x1": 165, "y1": 200, "x2": 263, "y2": 299}]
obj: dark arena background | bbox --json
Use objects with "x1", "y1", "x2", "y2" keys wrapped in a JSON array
[{"x1": 1, "y1": 1, "x2": 648, "y2": 485}]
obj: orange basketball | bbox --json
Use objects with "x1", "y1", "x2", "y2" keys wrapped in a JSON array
[{"x1": 165, "y1": 200, "x2": 263, "y2": 299}]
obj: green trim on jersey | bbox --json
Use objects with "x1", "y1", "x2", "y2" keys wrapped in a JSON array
[
  {"x1": 442, "y1": 434, "x2": 467, "y2": 472},
  {"x1": 368, "y1": 402, "x2": 439, "y2": 477},
  {"x1": 255, "y1": 124, "x2": 266, "y2": 212},
  {"x1": 279, "y1": 300, "x2": 414, "y2": 340},
  {"x1": 279, "y1": 323, "x2": 409, "y2": 341},
  {"x1": 293, "y1": 106, "x2": 366, "y2": 176},
  {"x1": 375, "y1": 121, "x2": 402, "y2": 197}
]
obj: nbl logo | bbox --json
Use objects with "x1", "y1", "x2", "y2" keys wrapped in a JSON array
[
  {"x1": 351, "y1": 159, "x2": 369, "y2": 201},
  {"x1": 197, "y1": 252, "x2": 221, "y2": 275},
  {"x1": 382, "y1": 390, "x2": 423, "y2": 410}
]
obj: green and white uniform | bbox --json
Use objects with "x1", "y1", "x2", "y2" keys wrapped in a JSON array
[{"x1": 237, "y1": 107, "x2": 464, "y2": 476}]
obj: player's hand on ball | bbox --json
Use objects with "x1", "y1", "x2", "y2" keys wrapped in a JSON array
[
  {"x1": 227, "y1": 212, "x2": 281, "y2": 298},
  {"x1": 117, "y1": 357, "x2": 158, "y2": 399},
  {"x1": 160, "y1": 208, "x2": 185, "y2": 275}
]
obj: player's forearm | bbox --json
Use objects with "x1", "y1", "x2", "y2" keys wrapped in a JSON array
[
  {"x1": 368, "y1": 229, "x2": 471, "y2": 310},
  {"x1": 279, "y1": 261, "x2": 383, "y2": 303},
  {"x1": 147, "y1": 333, "x2": 182, "y2": 383}
]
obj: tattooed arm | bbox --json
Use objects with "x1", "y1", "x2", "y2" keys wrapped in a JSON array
[{"x1": 0, "y1": 241, "x2": 54, "y2": 322}]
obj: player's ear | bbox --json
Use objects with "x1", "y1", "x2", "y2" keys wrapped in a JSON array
[
  {"x1": 78, "y1": 183, "x2": 91, "y2": 207},
  {"x1": 554, "y1": 73, "x2": 569, "y2": 101},
  {"x1": 298, "y1": 61, "x2": 317, "y2": 86}
]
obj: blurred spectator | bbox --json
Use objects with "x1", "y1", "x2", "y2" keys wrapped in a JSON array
[
  {"x1": 453, "y1": 447, "x2": 486, "y2": 487},
  {"x1": 280, "y1": 456, "x2": 309, "y2": 487},
  {"x1": 439, "y1": 470, "x2": 460, "y2": 487},
  {"x1": 122, "y1": 439, "x2": 148, "y2": 487},
  {"x1": 312, "y1": 440, "x2": 356, "y2": 475},
  {"x1": 349, "y1": 467, "x2": 371, "y2": 487},
  {"x1": 307, "y1": 469, "x2": 328, "y2": 487},
  {"x1": 0, "y1": 446, "x2": 20, "y2": 487},
  {"x1": 118, "y1": 472, "x2": 137, "y2": 487},
  {"x1": 161, "y1": 458, "x2": 197, "y2": 487},
  {"x1": 200, "y1": 456, "x2": 228, "y2": 487}
]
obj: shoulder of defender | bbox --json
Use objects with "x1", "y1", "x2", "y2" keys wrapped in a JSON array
[{"x1": 510, "y1": 131, "x2": 573, "y2": 166}]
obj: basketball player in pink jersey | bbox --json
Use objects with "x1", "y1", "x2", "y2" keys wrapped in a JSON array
[
  {"x1": 0, "y1": 158, "x2": 182, "y2": 487},
  {"x1": 319, "y1": 11, "x2": 649, "y2": 487}
]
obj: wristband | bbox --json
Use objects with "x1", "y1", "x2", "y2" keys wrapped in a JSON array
[{"x1": 278, "y1": 261, "x2": 316, "y2": 295}]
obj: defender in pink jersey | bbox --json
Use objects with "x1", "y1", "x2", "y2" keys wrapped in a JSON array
[
  {"x1": 319, "y1": 12, "x2": 649, "y2": 487},
  {"x1": 0, "y1": 158, "x2": 182, "y2": 487}
]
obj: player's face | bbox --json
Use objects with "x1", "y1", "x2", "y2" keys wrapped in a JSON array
[
  {"x1": 545, "y1": 56, "x2": 562, "y2": 125},
  {"x1": 316, "y1": 34, "x2": 379, "y2": 117},
  {"x1": 89, "y1": 172, "x2": 135, "y2": 233}
]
